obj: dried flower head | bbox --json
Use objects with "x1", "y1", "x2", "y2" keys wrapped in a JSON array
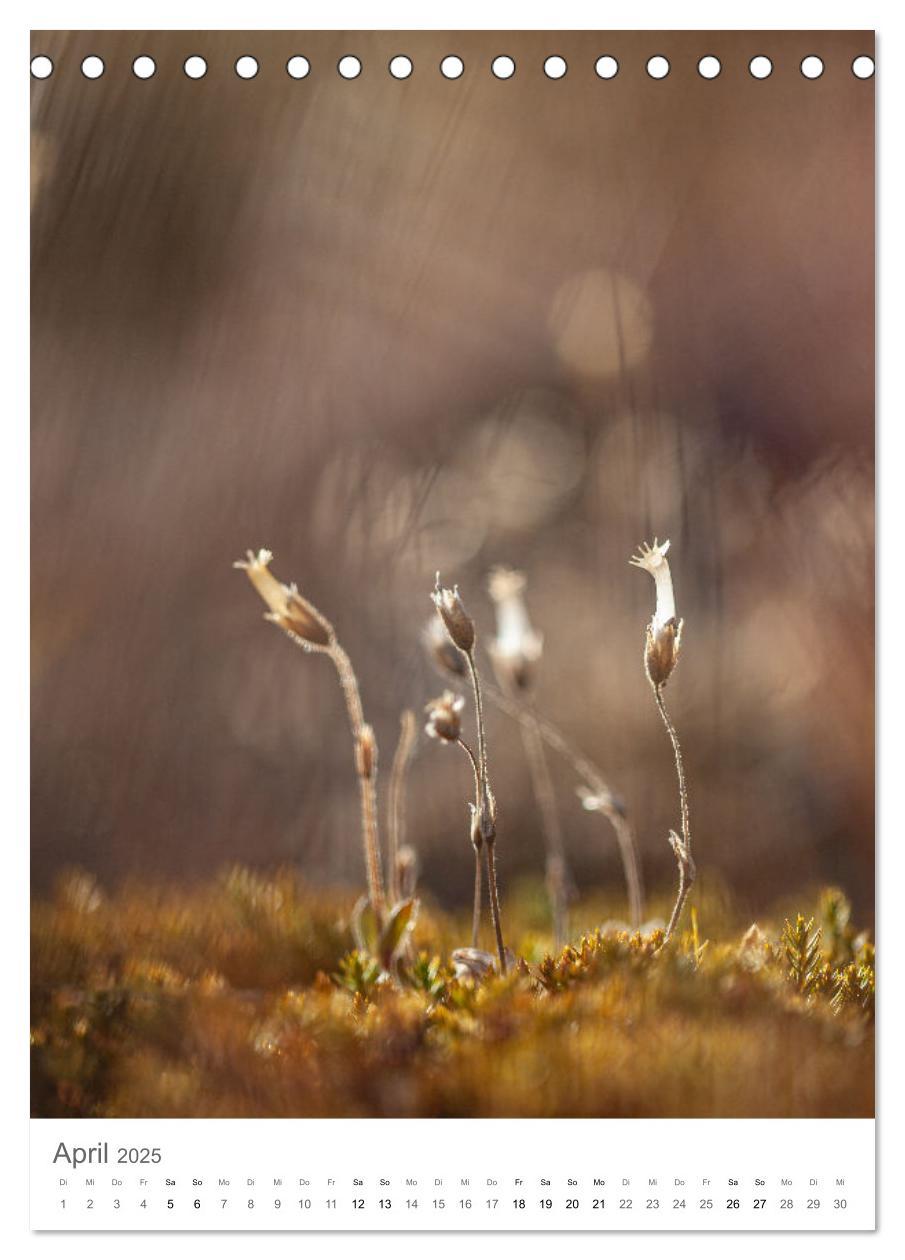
[
  {"x1": 630, "y1": 538, "x2": 683, "y2": 687},
  {"x1": 424, "y1": 691, "x2": 466, "y2": 743},
  {"x1": 422, "y1": 615, "x2": 468, "y2": 679},
  {"x1": 431, "y1": 575, "x2": 476, "y2": 654},
  {"x1": 487, "y1": 566, "x2": 544, "y2": 691},
  {"x1": 234, "y1": 549, "x2": 333, "y2": 649}
]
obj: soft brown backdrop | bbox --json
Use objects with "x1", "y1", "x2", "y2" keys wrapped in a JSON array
[{"x1": 31, "y1": 31, "x2": 874, "y2": 917}]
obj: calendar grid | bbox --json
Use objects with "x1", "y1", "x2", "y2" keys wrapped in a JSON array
[{"x1": 31, "y1": 1118, "x2": 875, "y2": 1231}]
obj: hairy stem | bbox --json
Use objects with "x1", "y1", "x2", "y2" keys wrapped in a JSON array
[
  {"x1": 664, "y1": 857, "x2": 691, "y2": 942},
  {"x1": 387, "y1": 709, "x2": 416, "y2": 904},
  {"x1": 472, "y1": 848, "x2": 483, "y2": 948},
  {"x1": 330, "y1": 643, "x2": 385, "y2": 920},
  {"x1": 484, "y1": 843, "x2": 507, "y2": 975},
  {"x1": 653, "y1": 683, "x2": 693, "y2": 942},
  {"x1": 456, "y1": 736, "x2": 482, "y2": 804},
  {"x1": 456, "y1": 737, "x2": 484, "y2": 948},
  {"x1": 462, "y1": 654, "x2": 506, "y2": 970},
  {"x1": 465, "y1": 650, "x2": 493, "y2": 826}
]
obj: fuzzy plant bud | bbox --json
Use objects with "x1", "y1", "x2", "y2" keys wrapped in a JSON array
[
  {"x1": 630, "y1": 539, "x2": 683, "y2": 687},
  {"x1": 487, "y1": 566, "x2": 544, "y2": 691},
  {"x1": 432, "y1": 575, "x2": 476, "y2": 654},
  {"x1": 234, "y1": 549, "x2": 333, "y2": 648},
  {"x1": 424, "y1": 691, "x2": 465, "y2": 743}
]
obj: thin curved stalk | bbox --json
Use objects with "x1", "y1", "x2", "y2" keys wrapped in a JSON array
[
  {"x1": 387, "y1": 709, "x2": 416, "y2": 903},
  {"x1": 653, "y1": 683, "x2": 694, "y2": 942},
  {"x1": 517, "y1": 703, "x2": 571, "y2": 946},
  {"x1": 463, "y1": 653, "x2": 506, "y2": 973},
  {"x1": 330, "y1": 643, "x2": 385, "y2": 920},
  {"x1": 465, "y1": 650, "x2": 493, "y2": 828},
  {"x1": 456, "y1": 737, "x2": 484, "y2": 949},
  {"x1": 482, "y1": 677, "x2": 644, "y2": 927},
  {"x1": 471, "y1": 850, "x2": 483, "y2": 948},
  {"x1": 484, "y1": 843, "x2": 507, "y2": 975}
]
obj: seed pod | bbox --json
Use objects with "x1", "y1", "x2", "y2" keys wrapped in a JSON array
[
  {"x1": 424, "y1": 691, "x2": 465, "y2": 743},
  {"x1": 431, "y1": 576, "x2": 476, "y2": 654},
  {"x1": 644, "y1": 616, "x2": 683, "y2": 688}
]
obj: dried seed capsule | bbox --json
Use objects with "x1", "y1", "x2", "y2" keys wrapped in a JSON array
[
  {"x1": 643, "y1": 616, "x2": 683, "y2": 688},
  {"x1": 432, "y1": 575, "x2": 476, "y2": 653},
  {"x1": 424, "y1": 691, "x2": 465, "y2": 743}
]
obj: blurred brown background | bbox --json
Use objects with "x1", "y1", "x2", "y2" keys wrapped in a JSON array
[{"x1": 31, "y1": 31, "x2": 874, "y2": 917}]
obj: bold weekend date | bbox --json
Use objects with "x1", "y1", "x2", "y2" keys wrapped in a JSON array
[{"x1": 53, "y1": 1143, "x2": 161, "y2": 1167}]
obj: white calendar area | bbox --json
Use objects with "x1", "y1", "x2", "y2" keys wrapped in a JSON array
[{"x1": 30, "y1": 1117, "x2": 874, "y2": 1231}]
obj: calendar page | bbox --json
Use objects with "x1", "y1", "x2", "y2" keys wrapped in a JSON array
[{"x1": 29, "y1": 23, "x2": 876, "y2": 1236}]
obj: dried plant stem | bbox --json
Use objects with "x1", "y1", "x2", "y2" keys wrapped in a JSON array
[
  {"x1": 653, "y1": 683, "x2": 694, "y2": 942},
  {"x1": 607, "y1": 814, "x2": 644, "y2": 932},
  {"x1": 387, "y1": 709, "x2": 417, "y2": 904},
  {"x1": 464, "y1": 650, "x2": 507, "y2": 974},
  {"x1": 471, "y1": 850, "x2": 483, "y2": 948},
  {"x1": 485, "y1": 844, "x2": 506, "y2": 973},
  {"x1": 456, "y1": 738, "x2": 484, "y2": 950},
  {"x1": 330, "y1": 643, "x2": 385, "y2": 920},
  {"x1": 483, "y1": 678, "x2": 644, "y2": 928},
  {"x1": 483, "y1": 838, "x2": 506, "y2": 972},
  {"x1": 465, "y1": 652, "x2": 491, "y2": 809}
]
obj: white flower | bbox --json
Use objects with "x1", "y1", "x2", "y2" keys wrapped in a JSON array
[
  {"x1": 629, "y1": 538, "x2": 676, "y2": 629},
  {"x1": 630, "y1": 539, "x2": 683, "y2": 687},
  {"x1": 487, "y1": 567, "x2": 543, "y2": 690}
]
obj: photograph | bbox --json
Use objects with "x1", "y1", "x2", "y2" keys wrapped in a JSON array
[{"x1": 30, "y1": 29, "x2": 874, "y2": 1122}]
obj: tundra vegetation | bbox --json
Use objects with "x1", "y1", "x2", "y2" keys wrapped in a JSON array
[{"x1": 31, "y1": 548, "x2": 874, "y2": 1119}]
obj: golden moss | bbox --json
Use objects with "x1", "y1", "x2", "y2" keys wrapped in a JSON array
[{"x1": 31, "y1": 867, "x2": 874, "y2": 1119}]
